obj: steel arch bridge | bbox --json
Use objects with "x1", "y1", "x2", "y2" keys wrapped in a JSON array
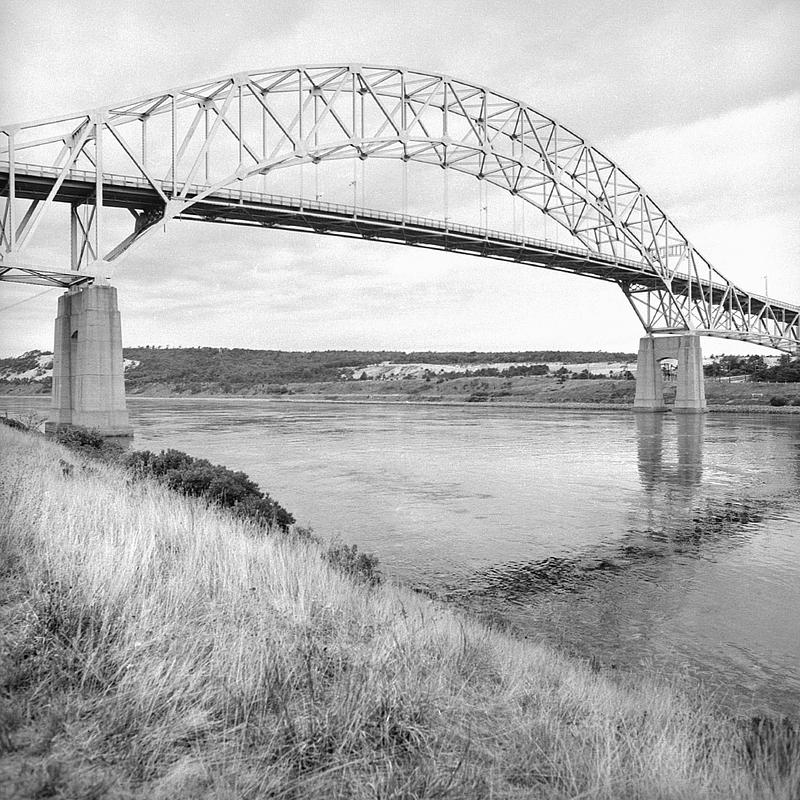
[{"x1": 1, "y1": 64, "x2": 798, "y2": 353}]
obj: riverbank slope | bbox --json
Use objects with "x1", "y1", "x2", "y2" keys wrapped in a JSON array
[{"x1": 0, "y1": 426, "x2": 796, "y2": 798}]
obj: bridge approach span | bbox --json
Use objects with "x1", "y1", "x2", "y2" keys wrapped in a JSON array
[{"x1": 0, "y1": 161, "x2": 745, "y2": 289}]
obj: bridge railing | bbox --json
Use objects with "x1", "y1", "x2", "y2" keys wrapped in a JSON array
[{"x1": 1, "y1": 159, "x2": 641, "y2": 265}]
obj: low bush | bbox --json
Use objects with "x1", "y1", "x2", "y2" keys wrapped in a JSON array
[
  {"x1": 0, "y1": 415, "x2": 27, "y2": 431},
  {"x1": 51, "y1": 432, "x2": 294, "y2": 533},
  {"x1": 53, "y1": 426, "x2": 125, "y2": 460},
  {"x1": 54, "y1": 426, "x2": 106, "y2": 449},
  {"x1": 52, "y1": 430, "x2": 381, "y2": 584},
  {"x1": 123, "y1": 448, "x2": 295, "y2": 532},
  {"x1": 325, "y1": 540, "x2": 382, "y2": 586},
  {"x1": 768, "y1": 396, "x2": 788, "y2": 407},
  {"x1": 284, "y1": 527, "x2": 382, "y2": 586}
]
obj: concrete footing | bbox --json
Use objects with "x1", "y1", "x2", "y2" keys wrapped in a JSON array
[
  {"x1": 633, "y1": 334, "x2": 706, "y2": 413},
  {"x1": 46, "y1": 284, "x2": 132, "y2": 437}
]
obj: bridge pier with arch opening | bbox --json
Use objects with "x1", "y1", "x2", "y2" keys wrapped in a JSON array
[{"x1": 633, "y1": 335, "x2": 707, "y2": 413}]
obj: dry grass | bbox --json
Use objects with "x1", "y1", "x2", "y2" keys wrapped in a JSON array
[{"x1": 0, "y1": 425, "x2": 797, "y2": 799}]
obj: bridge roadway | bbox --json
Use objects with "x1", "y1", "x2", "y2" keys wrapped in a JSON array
[{"x1": 1, "y1": 161, "x2": 786, "y2": 325}]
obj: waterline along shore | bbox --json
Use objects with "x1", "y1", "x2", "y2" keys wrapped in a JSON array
[
  {"x1": 3, "y1": 391, "x2": 800, "y2": 418},
  {"x1": 1, "y1": 425, "x2": 798, "y2": 799},
  {"x1": 3, "y1": 366, "x2": 800, "y2": 414}
]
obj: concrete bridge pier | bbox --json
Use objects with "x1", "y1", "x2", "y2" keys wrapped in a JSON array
[
  {"x1": 633, "y1": 334, "x2": 707, "y2": 413},
  {"x1": 45, "y1": 283, "x2": 132, "y2": 437}
]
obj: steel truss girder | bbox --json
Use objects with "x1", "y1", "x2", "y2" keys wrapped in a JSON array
[
  {"x1": 0, "y1": 64, "x2": 797, "y2": 353},
  {"x1": 0, "y1": 259, "x2": 94, "y2": 288},
  {"x1": 622, "y1": 284, "x2": 799, "y2": 354}
]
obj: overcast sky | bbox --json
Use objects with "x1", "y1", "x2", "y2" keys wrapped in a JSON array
[{"x1": 1, "y1": 0, "x2": 798, "y2": 357}]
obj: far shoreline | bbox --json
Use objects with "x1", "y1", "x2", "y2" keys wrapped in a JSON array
[{"x1": 4, "y1": 392, "x2": 800, "y2": 414}]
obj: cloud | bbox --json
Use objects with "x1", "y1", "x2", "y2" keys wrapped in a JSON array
[
  {"x1": 4, "y1": 0, "x2": 796, "y2": 134},
  {"x1": 603, "y1": 92, "x2": 800, "y2": 294},
  {"x1": 0, "y1": 0, "x2": 305, "y2": 121},
  {"x1": 605, "y1": 92, "x2": 800, "y2": 216}
]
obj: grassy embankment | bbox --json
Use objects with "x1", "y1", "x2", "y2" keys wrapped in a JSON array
[{"x1": 1, "y1": 426, "x2": 798, "y2": 798}]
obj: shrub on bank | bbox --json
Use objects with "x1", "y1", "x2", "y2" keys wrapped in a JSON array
[
  {"x1": 290, "y1": 526, "x2": 383, "y2": 587},
  {"x1": 51, "y1": 427, "x2": 295, "y2": 532},
  {"x1": 0, "y1": 414, "x2": 27, "y2": 430},
  {"x1": 53, "y1": 426, "x2": 126, "y2": 459},
  {"x1": 55, "y1": 438, "x2": 298, "y2": 534},
  {"x1": 126, "y1": 447, "x2": 296, "y2": 531},
  {"x1": 325, "y1": 539, "x2": 382, "y2": 586},
  {"x1": 50, "y1": 427, "x2": 382, "y2": 585}
]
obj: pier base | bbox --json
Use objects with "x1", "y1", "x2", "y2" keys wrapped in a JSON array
[
  {"x1": 46, "y1": 284, "x2": 132, "y2": 437},
  {"x1": 633, "y1": 335, "x2": 706, "y2": 413}
]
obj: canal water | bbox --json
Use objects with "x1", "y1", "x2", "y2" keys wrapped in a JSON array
[{"x1": 4, "y1": 396, "x2": 799, "y2": 718}]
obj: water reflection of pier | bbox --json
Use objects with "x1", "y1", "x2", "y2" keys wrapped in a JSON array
[
  {"x1": 636, "y1": 413, "x2": 704, "y2": 492},
  {"x1": 441, "y1": 414, "x2": 799, "y2": 717},
  {"x1": 455, "y1": 413, "x2": 770, "y2": 605}
]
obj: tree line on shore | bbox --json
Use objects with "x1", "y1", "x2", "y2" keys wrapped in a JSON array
[
  {"x1": 0, "y1": 347, "x2": 637, "y2": 393},
  {"x1": 2, "y1": 348, "x2": 799, "y2": 395},
  {"x1": 704, "y1": 354, "x2": 800, "y2": 383},
  {"x1": 121, "y1": 347, "x2": 640, "y2": 391}
]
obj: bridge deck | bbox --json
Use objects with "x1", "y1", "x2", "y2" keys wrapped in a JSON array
[{"x1": 0, "y1": 163, "x2": 793, "y2": 324}]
